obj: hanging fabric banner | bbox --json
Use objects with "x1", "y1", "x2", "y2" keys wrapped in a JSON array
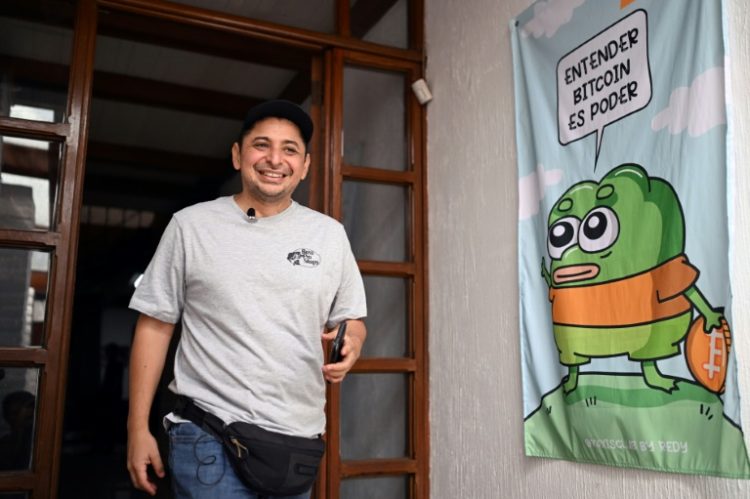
[{"x1": 511, "y1": 0, "x2": 750, "y2": 477}]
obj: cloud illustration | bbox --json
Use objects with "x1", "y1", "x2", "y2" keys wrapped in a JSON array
[
  {"x1": 651, "y1": 65, "x2": 726, "y2": 136},
  {"x1": 519, "y1": 165, "x2": 564, "y2": 220},
  {"x1": 522, "y1": 0, "x2": 585, "y2": 39}
]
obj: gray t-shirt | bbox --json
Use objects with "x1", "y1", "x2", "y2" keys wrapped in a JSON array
[{"x1": 129, "y1": 197, "x2": 366, "y2": 437}]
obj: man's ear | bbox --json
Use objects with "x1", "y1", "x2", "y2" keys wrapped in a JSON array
[
  {"x1": 301, "y1": 152, "x2": 311, "y2": 180},
  {"x1": 231, "y1": 142, "x2": 241, "y2": 171}
]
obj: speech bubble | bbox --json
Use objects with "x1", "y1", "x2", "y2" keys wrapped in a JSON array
[{"x1": 557, "y1": 9, "x2": 651, "y2": 167}]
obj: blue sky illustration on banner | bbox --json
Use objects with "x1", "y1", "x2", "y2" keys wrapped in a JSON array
[{"x1": 511, "y1": 0, "x2": 749, "y2": 476}]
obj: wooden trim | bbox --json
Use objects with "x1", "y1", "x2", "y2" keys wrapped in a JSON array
[
  {"x1": 0, "y1": 472, "x2": 35, "y2": 492},
  {"x1": 340, "y1": 458, "x2": 417, "y2": 478},
  {"x1": 325, "y1": 373, "x2": 342, "y2": 499},
  {"x1": 321, "y1": 50, "x2": 335, "y2": 220},
  {"x1": 342, "y1": 164, "x2": 416, "y2": 184},
  {"x1": 358, "y1": 260, "x2": 415, "y2": 277},
  {"x1": 0, "y1": 117, "x2": 69, "y2": 140},
  {"x1": 342, "y1": 48, "x2": 418, "y2": 71},
  {"x1": 39, "y1": 1, "x2": 98, "y2": 497},
  {"x1": 351, "y1": 358, "x2": 416, "y2": 373},
  {"x1": 408, "y1": 58, "x2": 430, "y2": 499},
  {"x1": 318, "y1": 50, "x2": 335, "y2": 499},
  {"x1": 98, "y1": 0, "x2": 422, "y2": 63},
  {"x1": 316, "y1": 50, "x2": 335, "y2": 499},
  {"x1": 409, "y1": 0, "x2": 425, "y2": 53},
  {"x1": 336, "y1": 0, "x2": 350, "y2": 37},
  {"x1": 307, "y1": 56, "x2": 324, "y2": 213},
  {"x1": 329, "y1": 49, "x2": 345, "y2": 221},
  {"x1": 0, "y1": 230, "x2": 60, "y2": 248},
  {"x1": 324, "y1": 46, "x2": 344, "y2": 499},
  {"x1": 0, "y1": 348, "x2": 48, "y2": 365}
]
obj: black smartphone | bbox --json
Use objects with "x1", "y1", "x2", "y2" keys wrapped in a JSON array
[{"x1": 329, "y1": 322, "x2": 347, "y2": 364}]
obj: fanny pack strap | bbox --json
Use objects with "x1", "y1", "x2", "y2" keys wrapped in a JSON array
[
  {"x1": 174, "y1": 395, "x2": 226, "y2": 441},
  {"x1": 174, "y1": 395, "x2": 324, "y2": 496}
]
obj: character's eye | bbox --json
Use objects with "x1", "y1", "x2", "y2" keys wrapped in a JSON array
[
  {"x1": 547, "y1": 216, "x2": 580, "y2": 260},
  {"x1": 579, "y1": 207, "x2": 619, "y2": 253}
]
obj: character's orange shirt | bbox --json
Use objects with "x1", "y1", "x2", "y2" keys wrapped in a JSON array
[{"x1": 549, "y1": 255, "x2": 698, "y2": 327}]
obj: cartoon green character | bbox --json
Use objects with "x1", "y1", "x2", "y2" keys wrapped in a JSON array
[{"x1": 541, "y1": 164, "x2": 723, "y2": 393}]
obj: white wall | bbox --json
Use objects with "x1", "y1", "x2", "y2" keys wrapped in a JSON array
[{"x1": 426, "y1": 0, "x2": 750, "y2": 497}]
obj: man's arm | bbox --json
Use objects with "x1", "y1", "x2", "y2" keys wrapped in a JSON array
[
  {"x1": 126, "y1": 314, "x2": 175, "y2": 496},
  {"x1": 322, "y1": 319, "x2": 367, "y2": 383}
]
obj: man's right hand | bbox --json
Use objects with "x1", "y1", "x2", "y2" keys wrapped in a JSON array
[
  {"x1": 127, "y1": 428, "x2": 165, "y2": 496},
  {"x1": 127, "y1": 314, "x2": 174, "y2": 495}
]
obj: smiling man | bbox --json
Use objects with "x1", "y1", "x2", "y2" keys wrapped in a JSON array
[
  {"x1": 231, "y1": 106, "x2": 311, "y2": 210},
  {"x1": 126, "y1": 100, "x2": 367, "y2": 499}
]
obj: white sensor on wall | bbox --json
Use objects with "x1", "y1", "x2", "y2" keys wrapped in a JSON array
[{"x1": 411, "y1": 78, "x2": 433, "y2": 105}]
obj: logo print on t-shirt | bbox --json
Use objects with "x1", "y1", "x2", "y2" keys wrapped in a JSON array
[{"x1": 287, "y1": 248, "x2": 321, "y2": 267}]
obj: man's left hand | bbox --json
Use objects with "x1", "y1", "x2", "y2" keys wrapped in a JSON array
[{"x1": 322, "y1": 319, "x2": 366, "y2": 383}]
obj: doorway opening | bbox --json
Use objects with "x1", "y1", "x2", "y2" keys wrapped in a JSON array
[{"x1": 58, "y1": 10, "x2": 316, "y2": 498}]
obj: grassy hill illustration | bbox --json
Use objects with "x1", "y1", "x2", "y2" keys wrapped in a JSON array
[{"x1": 525, "y1": 373, "x2": 750, "y2": 478}]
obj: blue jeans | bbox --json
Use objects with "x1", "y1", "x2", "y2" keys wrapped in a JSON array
[{"x1": 168, "y1": 422, "x2": 312, "y2": 499}]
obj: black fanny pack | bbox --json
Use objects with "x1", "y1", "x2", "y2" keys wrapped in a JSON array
[{"x1": 174, "y1": 396, "x2": 325, "y2": 496}]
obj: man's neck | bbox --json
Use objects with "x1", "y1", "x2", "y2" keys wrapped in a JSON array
[{"x1": 232, "y1": 193, "x2": 292, "y2": 218}]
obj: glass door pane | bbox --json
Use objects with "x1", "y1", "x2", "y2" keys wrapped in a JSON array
[
  {"x1": 361, "y1": 275, "x2": 409, "y2": 357},
  {"x1": 0, "y1": 366, "x2": 40, "y2": 471},
  {"x1": 1, "y1": 135, "x2": 63, "y2": 231},
  {"x1": 340, "y1": 374, "x2": 408, "y2": 460},
  {"x1": 342, "y1": 180, "x2": 410, "y2": 261},
  {"x1": 0, "y1": 248, "x2": 51, "y2": 347},
  {"x1": 343, "y1": 66, "x2": 407, "y2": 170},
  {"x1": 0, "y1": 1, "x2": 75, "y2": 122},
  {"x1": 341, "y1": 475, "x2": 409, "y2": 499}
]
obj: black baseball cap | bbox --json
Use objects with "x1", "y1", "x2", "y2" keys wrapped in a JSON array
[{"x1": 239, "y1": 99, "x2": 313, "y2": 145}]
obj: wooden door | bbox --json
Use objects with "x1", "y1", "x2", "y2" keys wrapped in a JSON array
[
  {"x1": 0, "y1": 1, "x2": 96, "y2": 496},
  {"x1": 323, "y1": 47, "x2": 428, "y2": 499}
]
